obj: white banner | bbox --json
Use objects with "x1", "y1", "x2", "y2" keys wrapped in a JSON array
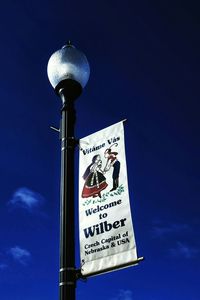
[{"x1": 79, "y1": 121, "x2": 138, "y2": 276}]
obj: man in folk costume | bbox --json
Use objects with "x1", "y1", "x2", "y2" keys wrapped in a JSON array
[{"x1": 104, "y1": 143, "x2": 121, "y2": 192}]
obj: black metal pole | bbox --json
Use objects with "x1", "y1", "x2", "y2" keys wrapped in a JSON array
[{"x1": 59, "y1": 87, "x2": 77, "y2": 300}]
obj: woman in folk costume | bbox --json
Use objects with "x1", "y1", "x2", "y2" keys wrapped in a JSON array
[
  {"x1": 104, "y1": 143, "x2": 121, "y2": 192},
  {"x1": 82, "y1": 154, "x2": 108, "y2": 198}
]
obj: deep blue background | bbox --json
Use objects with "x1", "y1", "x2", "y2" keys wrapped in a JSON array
[{"x1": 0, "y1": 1, "x2": 199, "y2": 299}]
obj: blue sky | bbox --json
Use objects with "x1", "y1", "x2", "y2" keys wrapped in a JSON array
[{"x1": 0, "y1": 0, "x2": 200, "y2": 299}]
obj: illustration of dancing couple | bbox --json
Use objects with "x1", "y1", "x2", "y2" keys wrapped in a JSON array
[{"x1": 81, "y1": 144, "x2": 120, "y2": 199}]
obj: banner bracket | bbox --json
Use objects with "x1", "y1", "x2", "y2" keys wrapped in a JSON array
[
  {"x1": 79, "y1": 257, "x2": 145, "y2": 278},
  {"x1": 76, "y1": 269, "x2": 87, "y2": 282},
  {"x1": 50, "y1": 125, "x2": 60, "y2": 133}
]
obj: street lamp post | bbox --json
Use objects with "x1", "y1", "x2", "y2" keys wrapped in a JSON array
[{"x1": 47, "y1": 42, "x2": 90, "y2": 300}]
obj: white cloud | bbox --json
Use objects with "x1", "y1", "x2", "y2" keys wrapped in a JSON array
[
  {"x1": 111, "y1": 289, "x2": 133, "y2": 300},
  {"x1": 169, "y1": 241, "x2": 199, "y2": 259},
  {"x1": 0, "y1": 263, "x2": 8, "y2": 270},
  {"x1": 151, "y1": 222, "x2": 190, "y2": 238},
  {"x1": 9, "y1": 187, "x2": 45, "y2": 212},
  {"x1": 8, "y1": 246, "x2": 31, "y2": 265}
]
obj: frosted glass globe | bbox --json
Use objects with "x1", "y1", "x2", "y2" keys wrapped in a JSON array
[{"x1": 47, "y1": 44, "x2": 90, "y2": 90}]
